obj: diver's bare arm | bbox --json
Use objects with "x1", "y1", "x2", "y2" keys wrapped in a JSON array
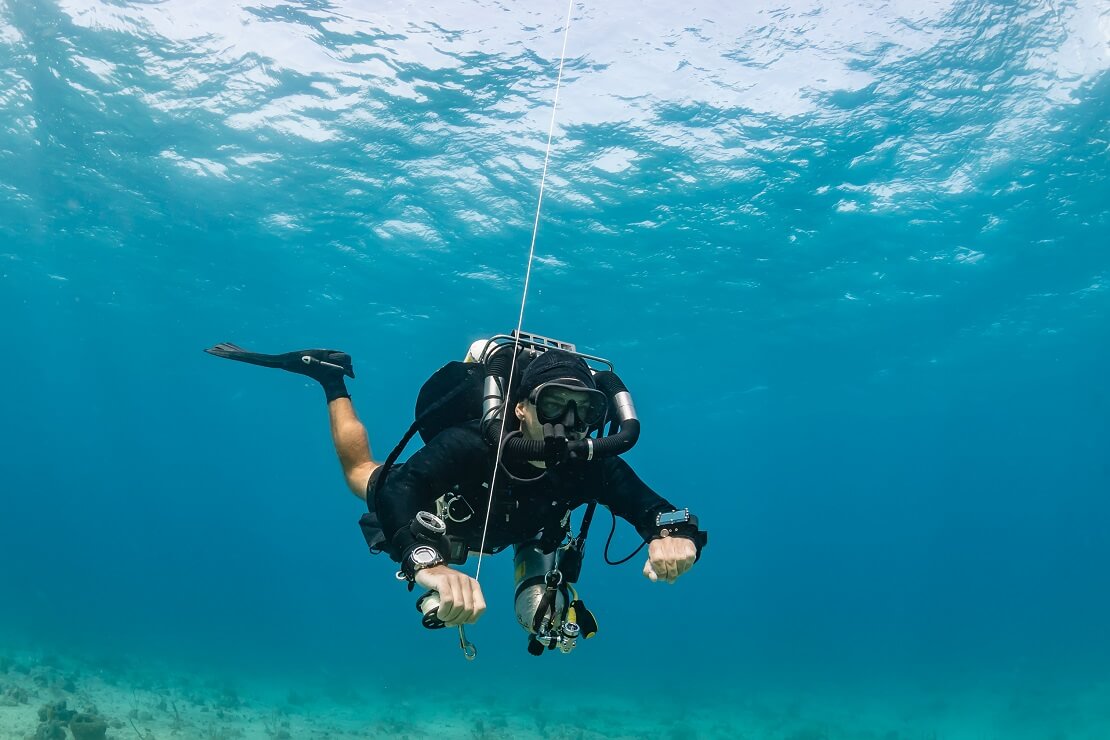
[{"x1": 327, "y1": 397, "x2": 380, "y2": 500}]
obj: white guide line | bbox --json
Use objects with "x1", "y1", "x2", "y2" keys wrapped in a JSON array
[{"x1": 474, "y1": 0, "x2": 578, "y2": 582}]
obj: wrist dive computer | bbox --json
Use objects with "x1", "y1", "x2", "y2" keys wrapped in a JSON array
[{"x1": 653, "y1": 508, "x2": 708, "y2": 558}]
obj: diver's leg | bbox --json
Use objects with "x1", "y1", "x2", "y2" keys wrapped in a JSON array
[
  {"x1": 327, "y1": 397, "x2": 380, "y2": 500},
  {"x1": 205, "y1": 342, "x2": 377, "y2": 498}
]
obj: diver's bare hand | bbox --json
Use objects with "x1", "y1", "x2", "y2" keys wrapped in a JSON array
[
  {"x1": 643, "y1": 536, "x2": 697, "y2": 584},
  {"x1": 414, "y1": 565, "x2": 487, "y2": 625}
]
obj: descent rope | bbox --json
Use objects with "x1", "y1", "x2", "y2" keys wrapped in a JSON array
[{"x1": 474, "y1": 0, "x2": 577, "y2": 581}]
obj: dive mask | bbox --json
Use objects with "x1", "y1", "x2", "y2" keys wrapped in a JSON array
[{"x1": 528, "y1": 380, "x2": 607, "y2": 431}]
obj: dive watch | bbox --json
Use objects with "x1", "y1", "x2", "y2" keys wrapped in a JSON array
[
  {"x1": 403, "y1": 544, "x2": 444, "y2": 581},
  {"x1": 655, "y1": 508, "x2": 693, "y2": 537},
  {"x1": 652, "y1": 508, "x2": 708, "y2": 559}
]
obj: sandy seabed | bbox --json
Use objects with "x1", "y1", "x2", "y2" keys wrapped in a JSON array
[{"x1": 2, "y1": 646, "x2": 1110, "y2": 739}]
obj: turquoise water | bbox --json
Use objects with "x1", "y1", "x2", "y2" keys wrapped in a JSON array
[{"x1": 2, "y1": 0, "x2": 1108, "y2": 737}]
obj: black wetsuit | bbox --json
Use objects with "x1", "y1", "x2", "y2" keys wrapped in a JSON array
[{"x1": 368, "y1": 422, "x2": 678, "y2": 560}]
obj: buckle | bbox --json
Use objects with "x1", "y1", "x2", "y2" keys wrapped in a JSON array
[{"x1": 437, "y1": 490, "x2": 475, "y2": 523}]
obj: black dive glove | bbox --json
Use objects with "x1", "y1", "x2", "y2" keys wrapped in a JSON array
[{"x1": 205, "y1": 343, "x2": 354, "y2": 402}]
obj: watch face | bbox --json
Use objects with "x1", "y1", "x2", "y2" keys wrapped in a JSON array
[
  {"x1": 657, "y1": 509, "x2": 689, "y2": 526},
  {"x1": 411, "y1": 546, "x2": 439, "y2": 566}
]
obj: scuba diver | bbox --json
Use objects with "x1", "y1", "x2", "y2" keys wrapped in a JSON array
[{"x1": 206, "y1": 332, "x2": 707, "y2": 656}]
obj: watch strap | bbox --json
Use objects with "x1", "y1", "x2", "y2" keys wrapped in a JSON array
[{"x1": 401, "y1": 544, "x2": 444, "y2": 581}]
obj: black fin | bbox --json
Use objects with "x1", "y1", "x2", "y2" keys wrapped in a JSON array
[{"x1": 204, "y1": 343, "x2": 355, "y2": 379}]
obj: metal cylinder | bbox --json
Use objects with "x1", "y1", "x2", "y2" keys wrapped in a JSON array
[
  {"x1": 513, "y1": 541, "x2": 566, "y2": 633},
  {"x1": 611, "y1": 390, "x2": 638, "y2": 423},
  {"x1": 558, "y1": 621, "x2": 580, "y2": 654}
]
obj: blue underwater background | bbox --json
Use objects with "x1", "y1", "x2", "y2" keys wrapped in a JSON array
[{"x1": 1, "y1": 0, "x2": 1109, "y2": 737}]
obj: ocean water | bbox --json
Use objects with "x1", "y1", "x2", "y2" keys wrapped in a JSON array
[{"x1": 1, "y1": 0, "x2": 1108, "y2": 737}]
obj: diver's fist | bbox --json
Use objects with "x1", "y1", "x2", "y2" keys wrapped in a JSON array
[
  {"x1": 643, "y1": 536, "x2": 697, "y2": 584},
  {"x1": 415, "y1": 565, "x2": 487, "y2": 625}
]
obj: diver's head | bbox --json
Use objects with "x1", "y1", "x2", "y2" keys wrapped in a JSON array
[{"x1": 514, "y1": 349, "x2": 606, "y2": 441}]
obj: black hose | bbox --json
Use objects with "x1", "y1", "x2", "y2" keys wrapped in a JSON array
[
  {"x1": 586, "y1": 418, "x2": 640, "y2": 457},
  {"x1": 484, "y1": 343, "x2": 515, "y2": 378},
  {"x1": 592, "y1": 370, "x2": 627, "y2": 396}
]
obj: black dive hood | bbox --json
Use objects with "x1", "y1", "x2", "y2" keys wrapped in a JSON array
[{"x1": 477, "y1": 336, "x2": 641, "y2": 464}]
